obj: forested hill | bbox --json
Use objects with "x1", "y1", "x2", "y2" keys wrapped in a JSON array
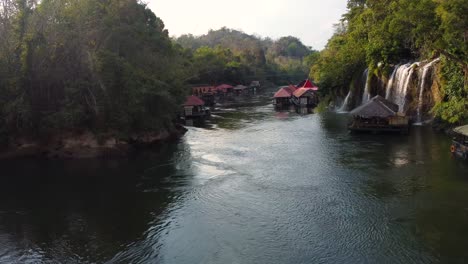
[
  {"x1": 312, "y1": 0, "x2": 467, "y2": 124},
  {"x1": 175, "y1": 28, "x2": 318, "y2": 85},
  {"x1": 0, "y1": 0, "x2": 192, "y2": 146}
]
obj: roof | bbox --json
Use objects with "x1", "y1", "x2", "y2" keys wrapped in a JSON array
[
  {"x1": 454, "y1": 125, "x2": 468, "y2": 136},
  {"x1": 216, "y1": 84, "x2": 234, "y2": 90},
  {"x1": 350, "y1": 95, "x2": 399, "y2": 118},
  {"x1": 293, "y1": 87, "x2": 315, "y2": 97},
  {"x1": 274, "y1": 87, "x2": 293, "y2": 98},
  {"x1": 287, "y1": 85, "x2": 297, "y2": 92},
  {"x1": 297, "y1": 79, "x2": 319, "y2": 91},
  {"x1": 183, "y1": 95, "x2": 205, "y2": 106}
]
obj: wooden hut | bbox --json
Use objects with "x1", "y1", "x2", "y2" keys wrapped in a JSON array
[
  {"x1": 250, "y1": 81, "x2": 261, "y2": 94},
  {"x1": 182, "y1": 95, "x2": 209, "y2": 119},
  {"x1": 451, "y1": 125, "x2": 468, "y2": 160},
  {"x1": 192, "y1": 86, "x2": 216, "y2": 106},
  {"x1": 348, "y1": 95, "x2": 409, "y2": 133},
  {"x1": 273, "y1": 85, "x2": 296, "y2": 107},
  {"x1": 292, "y1": 87, "x2": 319, "y2": 107},
  {"x1": 216, "y1": 84, "x2": 234, "y2": 95},
  {"x1": 234, "y1": 85, "x2": 248, "y2": 96}
]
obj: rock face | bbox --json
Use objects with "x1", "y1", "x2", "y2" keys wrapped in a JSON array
[{"x1": 0, "y1": 124, "x2": 187, "y2": 160}]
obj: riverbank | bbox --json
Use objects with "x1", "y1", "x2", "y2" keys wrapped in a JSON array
[{"x1": 0, "y1": 124, "x2": 187, "y2": 160}]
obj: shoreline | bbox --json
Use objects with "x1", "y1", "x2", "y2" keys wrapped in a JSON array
[{"x1": 0, "y1": 124, "x2": 188, "y2": 160}]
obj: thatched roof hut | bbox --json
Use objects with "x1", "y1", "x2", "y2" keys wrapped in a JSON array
[
  {"x1": 350, "y1": 96, "x2": 399, "y2": 118},
  {"x1": 454, "y1": 125, "x2": 468, "y2": 137}
]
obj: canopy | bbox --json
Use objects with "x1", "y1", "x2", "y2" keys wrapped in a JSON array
[
  {"x1": 350, "y1": 95, "x2": 398, "y2": 118},
  {"x1": 454, "y1": 125, "x2": 468, "y2": 136}
]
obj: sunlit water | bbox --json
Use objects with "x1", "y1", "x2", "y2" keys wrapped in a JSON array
[{"x1": 1, "y1": 101, "x2": 468, "y2": 263}]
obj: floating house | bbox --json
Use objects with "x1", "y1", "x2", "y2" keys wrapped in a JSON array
[
  {"x1": 234, "y1": 85, "x2": 248, "y2": 96},
  {"x1": 348, "y1": 95, "x2": 409, "y2": 133},
  {"x1": 216, "y1": 84, "x2": 234, "y2": 94},
  {"x1": 291, "y1": 79, "x2": 319, "y2": 107},
  {"x1": 182, "y1": 95, "x2": 209, "y2": 119},
  {"x1": 451, "y1": 125, "x2": 468, "y2": 160},
  {"x1": 192, "y1": 86, "x2": 216, "y2": 106},
  {"x1": 292, "y1": 88, "x2": 319, "y2": 107},
  {"x1": 250, "y1": 81, "x2": 261, "y2": 88},
  {"x1": 273, "y1": 85, "x2": 296, "y2": 107},
  {"x1": 192, "y1": 86, "x2": 216, "y2": 95}
]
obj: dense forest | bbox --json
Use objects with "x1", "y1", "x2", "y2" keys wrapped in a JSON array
[
  {"x1": 0, "y1": 0, "x2": 316, "y2": 148},
  {"x1": 0, "y1": 0, "x2": 192, "y2": 146},
  {"x1": 311, "y1": 0, "x2": 467, "y2": 124},
  {"x1": 176, "y1": 28, "x2": 317, "y2": 85}
]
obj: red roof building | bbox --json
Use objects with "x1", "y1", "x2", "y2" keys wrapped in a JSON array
[
  {"x1": 293, "y1": 88, "x2": 313, "y2": 98},
  {"x1": 274, "y1": 87, "x2": 293, "y2": 98},
  {"x1": 183, "y1": 95, "x2": 205, "y2": 106},
  {"x1": 216, "y1": 84, "x2": 234, "y2": 93},
  {"x1": 274, "y1": 85, "x2": 297, "y2": 98},
  {"x1": 192, "y1": 86, "x2": 216, "y2": 95},
  {"x1": 297, "y1": 79, "x2": 319, "y2": 91}
]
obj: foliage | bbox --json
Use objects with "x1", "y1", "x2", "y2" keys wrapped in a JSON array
[
  {"x1": 0, "y1": 0, "x2": 188, "y2": 143},
  {"x1": 433, "y1": 58, "x2": 468, "y2": 124},
  {"x1": 176, "y1": 28, "x2": 315, "y2": 85},
  {"x1": 312, "y1": 0, "x2": 468, "y2": 123}
]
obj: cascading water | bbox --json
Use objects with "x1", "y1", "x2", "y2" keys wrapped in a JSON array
[
  {"x1": 387, "y1": 63, "x2": 419, "y2": 113},
  {"x1": 338, "y1": 91, "x2": 352, "y2": 112},
  {"x1": 385, "y1": 65, "x2": 399, "y2": 100},
  {"x1": 416, "y1": 58, "x2": 440, "y2": 123},
  {"x1": 361, "y1": 69, "x2": 370, "y2": 105}
]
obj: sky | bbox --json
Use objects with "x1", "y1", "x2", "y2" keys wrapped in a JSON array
[{"x1": 147, "y1": 0, "x2": 348, "y2": 50}]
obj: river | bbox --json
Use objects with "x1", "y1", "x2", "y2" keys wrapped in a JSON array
[{"x1": 1, "y1": 99, "x2": 468, "y2": 263}]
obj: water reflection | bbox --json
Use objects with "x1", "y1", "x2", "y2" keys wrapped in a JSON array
[{"x1": 0, "y1": 144, "x2": 193, "y2": 263}]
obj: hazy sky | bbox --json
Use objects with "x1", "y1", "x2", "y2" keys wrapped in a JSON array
[{"x1": 147, "y1": 0, "x2": 348, "y2": 50}]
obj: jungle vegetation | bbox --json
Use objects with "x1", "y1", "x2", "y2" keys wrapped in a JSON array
[{"x1": 311, "y1": 0, "x2": 467, "y2": 124}]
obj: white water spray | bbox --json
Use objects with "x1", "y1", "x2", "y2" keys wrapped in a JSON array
[
  {"x1": 338, "y1": 91, "x2": 352, "y2": 112},
  {"x1": 361, "y1": 69, "x2": 370, "y2": 105}
]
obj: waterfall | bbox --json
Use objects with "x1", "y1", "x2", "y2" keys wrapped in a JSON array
[
  {"x1": 387, "y1": 63, "x2": 419, "y2": 113},
  {"x1": 385, "y1": 65, "x2": 399, "y2": 100},
  {"x1": 416, "y1": 58, "x2": 440, "y2": 123},
  {"x1": 361, "y1": 69, "x2": 370, "y2": 105},
  {"x1": 338, "y1": 91, "x2": 352, "y2": 112}
]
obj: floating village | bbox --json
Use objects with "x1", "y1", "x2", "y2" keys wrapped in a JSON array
[{"x1": 180, "y1": 63, "x2": 468, "y2": 162}]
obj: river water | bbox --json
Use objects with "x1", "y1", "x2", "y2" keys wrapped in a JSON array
[{"x1": 1, "y1": 100, "x2": 468, "y2": 263}]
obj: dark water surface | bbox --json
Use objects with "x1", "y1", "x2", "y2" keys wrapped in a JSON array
[{"x1": 1, "y1": 103, "x2": 468, "y2": 263}]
